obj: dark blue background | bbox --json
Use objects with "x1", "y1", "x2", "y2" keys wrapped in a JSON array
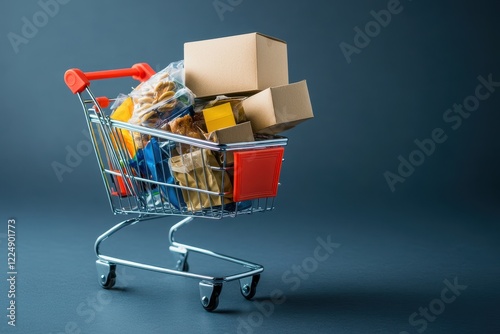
[{"x1": 0, "y1": 0, "x2": 499, "y2": 333}]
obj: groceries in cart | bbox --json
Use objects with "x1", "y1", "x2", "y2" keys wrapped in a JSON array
[
  {"x1": 64, "y1": 33, "x2": 313, "y2": 311},
  {"x1": 103, "y1": 33, "x2": 313, "y2": 213},
  {"x1": 67, "y1": 32, "x2": 314, "y2": 215},
  {"x1": 63, "y1": 32, "x2": 314, "y2": 312}
]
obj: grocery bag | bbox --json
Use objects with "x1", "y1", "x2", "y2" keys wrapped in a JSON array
[{"x1": 169, "y1": 149, "x2": 232, "y2": 211}]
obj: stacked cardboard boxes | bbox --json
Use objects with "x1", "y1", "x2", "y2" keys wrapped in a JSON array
[
  {"x1": 184, "y1": 32, "x2": 314, "y2": 136},
  {"x1": 182, "y1": 32, "x2": 314, "y2": 204}
]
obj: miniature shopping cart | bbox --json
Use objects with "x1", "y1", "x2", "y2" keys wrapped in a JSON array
[{"x1": 64, "y1": 63, "x2": 287, "y2": 311}]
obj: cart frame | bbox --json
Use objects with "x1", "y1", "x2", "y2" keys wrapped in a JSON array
[{"x1": 64, "y1": 63, "x2": 287, "y2": 311}]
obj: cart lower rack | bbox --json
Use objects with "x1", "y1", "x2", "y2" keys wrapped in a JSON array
[{"x1": 64, "y1": 63, "x2": 288, "y2": 311}]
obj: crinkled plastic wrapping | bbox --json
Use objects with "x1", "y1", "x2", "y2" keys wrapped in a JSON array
[
  {"x1": 169, "y1": 149, "x2": 232, "y2": 211},
  {"x1": 128, "y1": 61, "x2": 195, "y2": 148}
]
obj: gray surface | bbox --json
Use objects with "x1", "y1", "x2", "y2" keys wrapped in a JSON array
[
  {"x1": 2, "y1": 208, "x2": 500, "y2": 334},
  {"x1": 1, "y1": 0, "x2": 500, "y2": 333}
]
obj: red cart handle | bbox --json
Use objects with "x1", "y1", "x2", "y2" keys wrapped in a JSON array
[{"x1": 64, "y1": 63, "x2": 156, "y2": 94}]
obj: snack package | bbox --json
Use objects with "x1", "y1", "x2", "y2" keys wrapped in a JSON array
[
  {"x1": 167, "y1": 114, "x2": 204, "y2": 140},
  {"x1": 110, "y1": 96, "x2": 136, "y2": 158},
  {"x1": 169, "y1": 149, "x2": 232, "y2": 211},
  {"x1": 128, "y1": 61, "x2": 195, "y2": 148},
  {"x1": 166, "y1": 114, "x2": 206, "y2": 155}
]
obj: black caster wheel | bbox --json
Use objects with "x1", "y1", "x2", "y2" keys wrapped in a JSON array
[
  {"x1": 96, "y1": 260, "x2": 116, "y2": 289},
  {"x1": 240, "y1": 274, "x2": 260, "y2": 300},
  {"x1": 199, "y1": 281, "x2": 223, "y2": 312}
]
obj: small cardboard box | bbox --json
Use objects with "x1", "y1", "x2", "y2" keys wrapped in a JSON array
[
  {"x1": 209, "y1": 121, "x2": 255, "y2": 165},
  {"x1": 185, "y1": 32, "x2": 288, "y2": 98},
  {"x1": 241, "y1": 80, "x2": 314, "y2": 135},
  {"x1": 212, "y1": 121, "x2": 254, "y2": 144}
]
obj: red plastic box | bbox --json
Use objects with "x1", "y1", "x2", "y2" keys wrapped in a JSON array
[{"x1": 232, "y1": 147, "x2": 284, "y2": 202}]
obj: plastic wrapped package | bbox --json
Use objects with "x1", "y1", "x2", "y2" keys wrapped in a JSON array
[
  {"x1": 164, "y1": 114, "x2": 207, "y2": 155},
  {"x1": 110, "y1": 93, "x2": 129, "y2": 111},
  {"x1": 128, "y1": 61, "x2": 195, "y2": 148},
  {"x1": 169, "y1": 149, "x2": 232, "y2": 212}
]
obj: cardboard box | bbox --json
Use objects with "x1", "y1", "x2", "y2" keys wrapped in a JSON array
[
  {"x1": 212, "y1": 121, "x2": 254, "y2": 144},
  {"x1": 185, "y1": 32, "x2": 288, "y2": 98},
  {"x1": 241, "y1": 80, "x2": 314, "y2": 135}
]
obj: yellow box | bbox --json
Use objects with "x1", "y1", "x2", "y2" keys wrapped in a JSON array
[{"x1": 202, "y1": 103, "x2": 236, "y2": 133}]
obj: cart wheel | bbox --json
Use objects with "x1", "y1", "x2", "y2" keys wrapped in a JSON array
[
  {"x1": 199, "y1": 281, "x2": 222, "y2": 312},
  {"x1": 240, "y1": 274, "x2": 260, "y2": 300},
  {"x1": 96, "y1": 260, "x2": 116, "y2": 289}
]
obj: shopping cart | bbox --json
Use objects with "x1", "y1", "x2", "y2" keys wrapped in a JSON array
[{"x1": 64, "y1": 63, "x2": 288, "y2": 311}]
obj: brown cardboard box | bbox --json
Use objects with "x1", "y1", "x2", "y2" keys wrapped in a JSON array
[
  {"x1": 211, "y1": 121, "x2": 254, "y2": 144},
  {"x1": 241, "y1": 80, "x2": 314, "y2": 135},
  {"x1": 184, "y1": 32, "x2": 288, "y2": 98},
  {"x1": 208, "y1": 121, "x2": 254, "y2": 165}
]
